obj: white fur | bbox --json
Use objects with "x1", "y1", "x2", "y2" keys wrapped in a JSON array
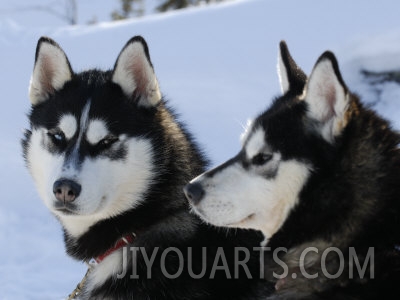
[
  {"x1": 29, "y1": 42, "x2": 72, "y2": 105},
  {"x1": 112, "y1": 41, "x2": 161, "y2": 107},
  {"x1": 245, "y1": 128, "x2": 268, "y2": 159},
  {"x1": 26, "y1": 129, "x2": 65, "y2": 209},
  {"x1": 277, "y1": 48, "x2": 289, "y2": 94},
  {"x1": 240, "y1": 119, "x2": 254, "y2": 145},
  {"x1": 57, "y1": 137, "x2": 154, "y2": 237},
  {"x1": 77, "y1": 102, "x2": 91, "y2": 143},
  {"x1": 190, "y1": 126, "x2": 311, "y2": 240},
  {"x1": 62, "y1": 102, "x2": 91, "y2": 172},
  {"x1": 27, "y1": 111, "x2": 155, "y2": 237},
  {"x1": 85, "y1": 249, "x2": 124, "y2": 292},
  {"x1": 58, "y1": 114, "x2": 77, "y2": 140},
  {"x1": 303, "y1": 58, "x2": 349, "y2": 142},
  {"x1": 86, "y1": 119, "x2": 109, "y2": 145},
  {"x1": 191, "y1": 159, "x2": 311, "y2": 241}
]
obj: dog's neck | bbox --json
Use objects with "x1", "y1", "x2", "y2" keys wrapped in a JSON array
[
  {"x1": 63, "y1": 203, "x2": 195, "y2": 261},
  {"x1": 93, "y1": 232, "x2": 136, "y2": 264}
]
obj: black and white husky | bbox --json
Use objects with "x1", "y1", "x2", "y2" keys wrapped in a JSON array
[
  {"x1": 184, "y1": 42, "x2": 400, "y2": 298},
  {"x1": 22, "y1": 36, "x2": 268, "y2": 299}
]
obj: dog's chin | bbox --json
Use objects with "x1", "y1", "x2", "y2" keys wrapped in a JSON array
[
  {"x1": 54, "y1": 207, "x2": 78, "y2": 216},
  {"x1": 53, "y1": 203, "x2": 81, "y2": 216},
  {"x1": 196, "y1": 208, "x2": 256, "y2": 229},
  {"x1": 190, "y1": 206, "x2": 225, "y2": 227},
  {"x1": 50, "y1": 195, "x2": 108, "y2": 217},
  {"x1": 225, "y1": 213, "x2": 256, "y2": 228},
  {"x1": 52, "y1": 201, "x2": 95, "y2": 217}
]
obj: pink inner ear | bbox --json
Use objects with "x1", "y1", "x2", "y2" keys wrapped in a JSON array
[
  {"x1": 112, "y1": 42, "x2": 160, "y2": 107},
  {"x1": 324, "y1": 83, "x2": 337, "y2": 121},
  {"x1": 130, "y1": 58, "x2": 147, "y2": 98},
  {"x1": 39, "y1": 54, "x2": 56, "y2": 96}
]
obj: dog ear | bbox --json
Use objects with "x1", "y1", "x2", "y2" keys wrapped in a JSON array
[
  {"x1": 112, "y1": 36, "x2": 161, "y2": 107},
  {"x1": 277, "y1": 41, "x2": 306, "y2": 95},
  {"x1": 29, "y1": 37, "x2": 73, "y2": 106},
  {"x1": 303, "y1": 51, "x2": 350, "y2": 143}
]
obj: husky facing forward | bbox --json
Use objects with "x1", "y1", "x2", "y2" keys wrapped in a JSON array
[
  {"x1": 185, "y1": 42, "x2": 400, "y2": 298},
  {"x1": 22, "y1": 36, "x2": 268, "y2": 299}
]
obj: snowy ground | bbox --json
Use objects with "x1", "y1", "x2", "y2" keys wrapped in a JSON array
[{"x1": 1, "y1": 0, "x2": 400, "y2": 299}]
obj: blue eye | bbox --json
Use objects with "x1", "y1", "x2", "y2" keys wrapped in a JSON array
[{"x1": 47, "y1": 130, "x2": 66, "y2": 144}]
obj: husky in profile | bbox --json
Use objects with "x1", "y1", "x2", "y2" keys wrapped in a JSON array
[
  {"x1": 22, "y1": 36, "x2": 268, "y2": 299},
  {"x1": 184, "y1": 41, "x2": 400, "y2": 298}
]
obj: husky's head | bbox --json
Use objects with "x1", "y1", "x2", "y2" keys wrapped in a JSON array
[
  {"x1": 184, "y1": 42, "x2": 354, "y2": 241},
  {"x1": 23, "y1": 36, "x2": 162, "y2": 237}
]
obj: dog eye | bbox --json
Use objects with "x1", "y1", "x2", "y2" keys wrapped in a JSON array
[
  {"x1": 47, "y1": 130, "x2": 65, "y2": 145},
  {"x1": 251, "y1": 153, "x2": 273, "y2": 166},
  {"x1": 97, "y1": 135, "x2": 118, "y2": 149}
]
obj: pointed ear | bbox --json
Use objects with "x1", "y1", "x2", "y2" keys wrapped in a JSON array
[
  {"x1": 277, "y1": 41, "x2": 307, "y2": 95},
  {"x1": 303, "y1": 51, "x2": 350, "y2": 143},
  {"x1": 112, "y1": 36, "x2": 161, "y2": 107},
  {"x1": 29, "y1": 37, "x2": 73, "y2": 106}
]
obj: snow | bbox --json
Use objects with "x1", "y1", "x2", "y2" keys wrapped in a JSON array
[
  {"x1": 1, "y1": 0, "x2": 400, "y2": 299},
  {"x1": 0, "y1": 0, "x2": 160, "y2": 27}
]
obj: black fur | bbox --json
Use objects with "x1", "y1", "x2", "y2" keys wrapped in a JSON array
[
  {"x1": 258, "y1": 45, "x2": 400, "y2": 298},
  {"x1": 185, "y1": 42, "x2": 400, "y2": 299},
  {"x1": 22, "y1": 37, "x2": 270, "y2": 299},
  {"x1": 278, "y1": 41, "x2": 306, "y2": 95}
]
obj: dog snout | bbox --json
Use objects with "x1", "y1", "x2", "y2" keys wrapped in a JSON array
[
  {"x1": 183, "y1": 182, "x2": 205, "y2": 205},
  {"x1": 53, "y1": 179, "x2": 81, "y2": 203}
]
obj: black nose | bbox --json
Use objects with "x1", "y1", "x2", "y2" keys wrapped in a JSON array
[
  {"x1": 183, "y1": 182, "x2": 205, "y2": 205},
  {"x1": 53, "y1": 179, "x2": 81, "y2": 203}
]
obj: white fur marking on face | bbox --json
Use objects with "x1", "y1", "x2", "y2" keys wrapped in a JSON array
[
  {"x1": 27, "y1": 128, "x2": 65, "y2": 210},
  {"x1": 245, "y1": 128, "x2": 267, "y2": 159},
  {"x1": 68, "y1": 101, "x2": 91, "y2": 160},
  {"x1": 61, "y1": 101, "x2": 91, "y2": 172},
  {"x1": 58, "y1": 114, "x2": 77, "y2": 140},
  {"x1": 28, "y1": 102, "x2": 155, "y2": 239},
  {"x1": 79, "y1": 101, "x2": 91, "y2": 140},
  {"x1": 86, "y1": 119, "x2": 109, "y2": 145},
  {"x1": 190, "y1": 159, "x2": 311, "y2": 241},
  {"x1": 57, "y1": 137, "x2": 155, "y2": 237}
]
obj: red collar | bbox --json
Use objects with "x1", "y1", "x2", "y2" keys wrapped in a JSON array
[{"x1": 95, "y1": 233, "x2": 136, "y2": 264}]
